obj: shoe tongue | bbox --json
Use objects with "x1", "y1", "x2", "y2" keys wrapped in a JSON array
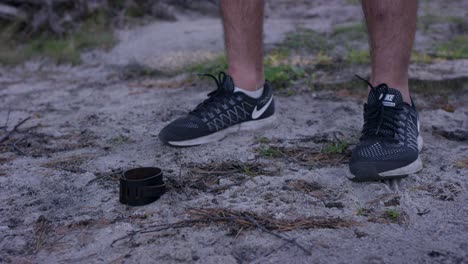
[
  {"x1": 367, "y1": 84, "x2": 404, "y2": 107},
  {"x1": 222, "y1": 75, "x2": 235, "y2": 92}
]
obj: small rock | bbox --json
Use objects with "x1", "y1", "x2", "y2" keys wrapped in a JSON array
[
  {"x1": 383, "y1": 196, "x2": 400, "y2": 207},
  {"x1": 197, "y1": 255, "x2": 238, "y2": 264},
  {"x1": 354, "y1": 229, "x2": 368, "y2": 238},
  {"x1": 219, "y1": 178, "x2": 234, "y2": 186},
  {"x1": 325, "y1": 201, "x2": 345, "y2": 208},
  {"x1": 439, "y1": 165, "x2": 449, "y2": 172}
]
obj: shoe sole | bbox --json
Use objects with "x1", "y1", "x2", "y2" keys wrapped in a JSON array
[
  {"x1": 166, "y1": 115, "x2": 277, "y2": 147},
  {"x1": 348, "y1": 135, "x2": 424, "y2": 182}
]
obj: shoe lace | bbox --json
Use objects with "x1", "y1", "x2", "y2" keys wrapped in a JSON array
[
  {"x1": 190, "y1": 72, "x2": 231, "y2": 117},
  {"x1": 355, "y1": 75, "x2": 402, "y2": 142}
]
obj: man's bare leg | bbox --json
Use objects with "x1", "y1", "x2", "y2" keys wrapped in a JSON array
[
  {"x1": 362, "y1": 0, "x2": 418, "y2": 103},
  {"x1": 349, "y1": 1, "x2": 422, "y2": 181},
  {"x1": 220, "y1": 0, "x2": 265, "y2": 91},
  {"x1": 159, "y1": 0, "x2": 275, "y2": 146}
]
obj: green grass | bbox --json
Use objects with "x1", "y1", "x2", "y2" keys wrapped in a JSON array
[
  {"x1": 411, "y1": 52, "x2": 435, "y2": 64},
  {"x1": 322, "y1": 141, "x2": 349, "y2": 155},
  {"x1": 257, "y1": 146, "x2": 283, "y2": 158},
  {"x1": 308, "y1": 77, "x2": 468, "y2": 96},
  {"x1": 434, "y1": 35, "x2": 468, "y2": 59},
  {"x1": 185, "y1": 55, "x2": 228, "y2": 74},
  {"x1": 264, "y1": 64, "x2": 305, "y2": 89},
  {"x1": 345, "y1": 0, "x2": 361, "y2": 5},
  {"x1": 384, "y1": 209, "x2": 400, "y2": 220},
  {"x1": 418, "y1": 15, "x2": 468, "y2": 33},
  {"x1": 344, "y1": 49, "x2": 370, "y2": 64},
  {"x1": 277, "y1": 28, "x2": 332, "y2": 54},
  {"x1": 356, "y1": 208, "x2": 371, "y2": 216},
  {"x1": 240, "y1": 163, "x2": 264, "y2": 177},
  {"x1": 257, "y1": 137, "x2": 271, "y2": 144},
  {"x1": 107, "y1": 135, "x2": 132, "y2": 145},
  {"x1": 186, "y1": 54, "x2": 305, "y2": 89},
  {"x1": 332, "y1": 22, "x2": 367, "y2": 41},
  {"x1": 0, "y1": 12, "x2": 115, "y2": 65},
  {"x1": 125, "y1": 5, "x2": 147, "y2": 18},
  {"x1": 314, "y1": 52, "x2": 334, "y2": 68}
]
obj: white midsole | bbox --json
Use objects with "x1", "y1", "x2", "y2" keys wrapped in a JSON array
[
  {"x1": 417, "y1": 134, "x2": 423, "y2": 152},
  {"x1": 379, "y1": 134, "x2": 424, "y2": 177},
  {"x1": 167, "y1": 115, "x2": 277, "y2": 146},
  {"x1": 378, "y1": 156, "x2": 423, "y2": 176}
]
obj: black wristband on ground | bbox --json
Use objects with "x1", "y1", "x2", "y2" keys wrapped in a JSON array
[{"x1": 119, "y1": 167, "x2": 166, "y2": 206}]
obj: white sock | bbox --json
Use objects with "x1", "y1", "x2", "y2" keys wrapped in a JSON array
[{"x1": 234, "y1": 86, "x2": 264, "y2": 99}]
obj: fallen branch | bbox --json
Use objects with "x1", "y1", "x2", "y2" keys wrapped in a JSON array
[
  {"x1": 111, "y1": 208, "x2": 357, "y2": 255},
  {"x1": 243, "y1": 213, "x2": 312, "y2": 255}
]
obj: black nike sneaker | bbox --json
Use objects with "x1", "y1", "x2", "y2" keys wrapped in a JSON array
[
  {"x1": 348, "y1": 76, "x2": 423, "y2": 181},
  {"x1": 159, "y1": 72, "x2": 276, "y2": 146}
]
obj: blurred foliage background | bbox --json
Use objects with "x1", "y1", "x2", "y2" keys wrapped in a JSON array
[{"x1": 0, "y1": 0, "x2": 217, "y2": 64}]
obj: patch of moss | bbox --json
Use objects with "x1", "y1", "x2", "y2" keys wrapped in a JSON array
[{"x1": 434, "y1": 35, "x2": 468, "y2": 59}]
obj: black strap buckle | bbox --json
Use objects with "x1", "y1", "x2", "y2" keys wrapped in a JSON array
[{"x1": 119, "y1": 167, "x2": 166, "y2": 206}]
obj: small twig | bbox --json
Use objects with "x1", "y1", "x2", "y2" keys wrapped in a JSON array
[
  {"x1": 0, "y1": 116, "x2": 31, "y2": 143},
  {"x1": 85, "y1": 174, "x2": 108, "y2": 186},
  {"x1": 58, "y1": 253, "x2": 98, "y2": 263},
  {"x1": 234, "y1": 226, "x2": 244, "y2": 239},
  {"x1": 12, "y1": 137, "x2": 26, "y2": 155},
  {"x1": 178, "y1": 163, "x2": 190, "y2": 199},
  {"x1": 253, "y1": 241, "x2": 290, "y2": 263},
  {"x1": 190, "y1": 168, "x2": 238, "y2": 175},
  {"x1": 111, "y1": 219, "x2": 204, "y2": 247},
  {"x1": 86, "y1": 170, "x2": 123, "y2": 186},
  {"x1": 242, "y1": 214, "x2": 312, "y2": 255},
  {"x1": 209, "y1": 183, "x2": 238, "y2": 193},
  {"x1": 417, "y1": 208, "x2": 431, "y2": 216},
  {"x1": 3, "y1": 108, "x2": 10, "y2": 129}
]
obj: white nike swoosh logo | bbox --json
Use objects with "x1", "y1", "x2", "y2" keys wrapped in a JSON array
[{"x1": 252, "y1": 96, "x2": 273, "y2": 119}]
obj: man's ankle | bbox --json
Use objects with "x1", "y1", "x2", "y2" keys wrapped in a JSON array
[
  {"x1": 228, "y1": 68, "x2": 264, "y2": 91},
  {"x1": 371, "y1": 78, "x2": 412, "y2": 104}
]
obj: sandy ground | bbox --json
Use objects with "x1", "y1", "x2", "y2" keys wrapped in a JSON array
[{"x1": 1, "y1": 0, "x2": 468, "y2": 263}]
